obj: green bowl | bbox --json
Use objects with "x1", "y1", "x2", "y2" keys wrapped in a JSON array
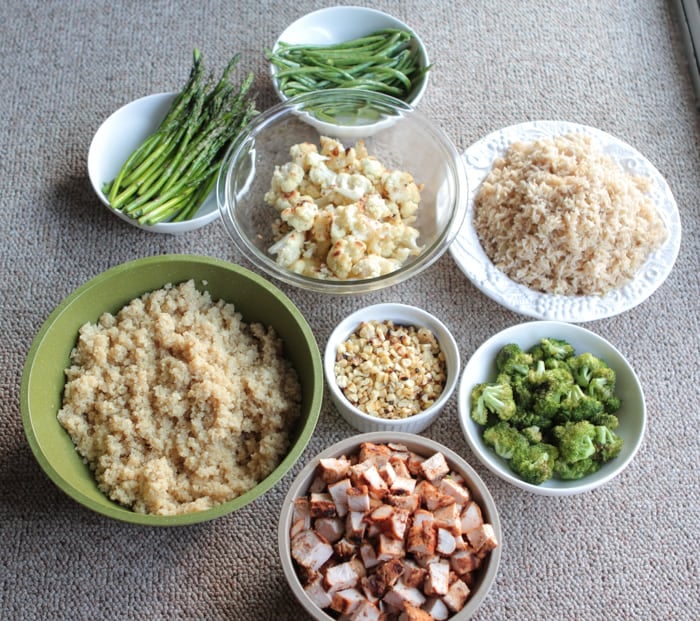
[{"x1": 20, "y1": 254, "x2": 324, "y2": 526}]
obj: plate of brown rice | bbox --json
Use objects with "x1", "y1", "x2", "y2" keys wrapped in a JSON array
[{"x1": 449, "y1": 120, "x2": 681, "y2": 322}]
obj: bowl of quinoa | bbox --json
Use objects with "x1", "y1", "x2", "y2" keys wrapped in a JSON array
[{"x1": 20, "y1": 254, "x2": 323, "y2": 525}]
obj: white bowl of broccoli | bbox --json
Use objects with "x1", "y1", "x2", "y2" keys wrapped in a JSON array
[{"x1": 457, "y1": 321, "x2": 646, "y2": 496}]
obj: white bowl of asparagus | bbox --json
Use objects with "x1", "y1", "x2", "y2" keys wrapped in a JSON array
[{"x1": 88, "y1": 49, "x2": 257, "y2": 234}]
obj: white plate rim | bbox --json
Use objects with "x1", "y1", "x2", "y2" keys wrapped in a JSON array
[{"x1": 449, "y1": 120, "x2": 682, "y2": 322}]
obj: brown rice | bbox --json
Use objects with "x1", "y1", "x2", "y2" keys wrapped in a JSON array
[{"x1": 473, "y1": 132, "x2": 667, "y2": 296}]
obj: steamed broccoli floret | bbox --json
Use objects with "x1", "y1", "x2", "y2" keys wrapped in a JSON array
[
  {"x1": 509, "y1": 442, "x2": 559, "y2": 485},
  {"x1": 496, "y1": 343, "x2": 533, "y2": 377},
  {"x1": 593, "y1": 424, "x2": 624, "y2": 461},
  {"x1": 521, "y1": 425, "x2": 543, "y2": 444},
  {"x1": 529, "y1": 364, "x2": 575, "y2": 419},
  {"x1": 470, "y1": 381, "x2": 516, "y2": 425},
  {"x1": 483, "y1": 421, "x2": 529, "y2": 459},
  {"x1": 530, "y1": 338, "x2": 576, "y2": 362},
  {"x1": 556, "y1": 384, "x2": 605, "y2": 423},
  {"x1": 553, "y1": 420, "x2": 624, "y2": 467},
  {"x1": 586, "y1": 366, "x2": 622, "y2": 412},
  {"x1": 568, "y1": 352, "x2": 609, "y2": 388},
  {"x1": 553, "y1": 421, "x2": 598, "y2": 463},
  {"x1": 554, "y1": 457, "x2": 601, "y2": 480}
]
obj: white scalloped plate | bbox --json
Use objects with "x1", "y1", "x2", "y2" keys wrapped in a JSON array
[{"x1": 449, "y1": 120, "x2": 682, "y2": 322}]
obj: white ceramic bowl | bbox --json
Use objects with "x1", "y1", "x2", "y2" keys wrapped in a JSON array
[
  {"x1": 457, "y1": 321, "x2": 646, "y2": 496},
  {"x1": 270, "y1": 6, "x2": 430, "y2": 110},
  {"x1": 88, "y1": 92, "x2": 220, "y2": 234},
  {"x1": 279, "y1": 431, "x2": 502, "y2": 620},
  {"x1": 324, "y1": 303, "x2": 460, "y2": 433}
]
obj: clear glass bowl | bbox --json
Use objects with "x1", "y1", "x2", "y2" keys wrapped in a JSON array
[{"x1": 216, "y1": 89, "x2": 468, "y2": 294}]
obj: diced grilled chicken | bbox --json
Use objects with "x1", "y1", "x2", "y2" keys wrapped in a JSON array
[
  {"x1": 328, "y1": 478, "x2": 352, "y2": 517},
  {"x1": 423, "y1": 596, "x2": 450, "y2": 620},
  {"x1": 360, "y1": 542, "x2": 380, "y2": 570},
  {"x1": 449, "y1": 550, "x2": 481, "y2": 576},
  {"x1": 291, "y1": 529, "x2": 334, "y2": 571},
  {"x1": 303, "y1": 572, "x2": 333, "y2": 610},
  {"x1": 386, "y1": 493, "x2": 420, "y2": 514},
  {"x1": 382, "y1": 581, "x2": 426, "y2": 611},
  {"x1": 331, "y1": 587, "x2": 366, "y2": 615},
  {"x1": 325, "y1": 558, "x2": 366, "y2": 592},
  {"x1": 389, "y1": 455, "x2": 411, "y2": 479},
  {"x1": 334, "y1": 538, "x2": 358, "y2": 560},
  {"x1": 310, "y1": 492, "x2": 337, "y2": 518},
  {"x1": 391, "y1": 475, "x2": 418, "y2": 495},
  {"x1": 443, "y1": 577, "x2": 471, "y2": 612},
  {"x1": 465, "y1": 523, "x2": 498, "y2": 554},
  {"x1": 435, "y1": 528, "x2": 457, "y2": 557},
  {"x1": 399, "y1": 602, "x2": 434, "y2": 621},
  {"x1": 346, "y1": 600, "x2": 383, "y2": 621},
  {"x1": 460, "y1": 500, "x2": 483, "y2": 534},
  {"x1": 415, "y1": 480, "x2": 455, "y2": 512},
  {"x1": 346, "y1": 511, "x2": 367, "y2": 543},
  {"x1": 319, "y1": 456, "x2": 351, "y2": 484},
  {"x1": 399, "y1": 560, "x2": 427, "y2": 589},
  {"x1": 346, "y1": 485, "x2": 371, "y2": 513},
  {"x1": 379, "y1": 461, "x2": 398, "y2": 486},
  {"x1": 315, "y1": 516, "x2": 345, "y2": 544},
  {"x1": 439, "y1": 476, "x2": 470, "y2": 505},
  {"x1": 424, "y1": 560, "x2": 450, "y2": 596},
  {"x1": 358, "y1": 441, "x2": 392, "y2": 466},
  {"x1": 377, "y1": 533, "x2": 406, "y2": 562},
  {"x1": 419, "y1": 452, "x2": 450, "y2": 483},
  {"x1": 374, "y1": 557, "x2": 404, "y2": 591},
  {"x1": 406, "y1": 452, "x2": 425, "y2": 476},
  {"x1": 407, "y1": 519, "x2": 436, "y2": 557},
  {"x1": 433, "y1": 502, "x2": 461, "y2": 535}
]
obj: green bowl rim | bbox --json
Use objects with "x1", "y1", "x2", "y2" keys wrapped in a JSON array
[{"x1": 19, "y1": 253, "x2": 324, "y2": 526}]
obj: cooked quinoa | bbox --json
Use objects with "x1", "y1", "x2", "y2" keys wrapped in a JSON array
[
  {"x1": 57, "y1": 279, "x2": 302, "y2": 516},
  {"x1": 473, "y1": 133, "x2": 668, "y2": 296}
]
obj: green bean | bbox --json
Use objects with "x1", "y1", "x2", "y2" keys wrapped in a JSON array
[{"x1": 266, "y1": 28, "x2": 430, "y2": 102}]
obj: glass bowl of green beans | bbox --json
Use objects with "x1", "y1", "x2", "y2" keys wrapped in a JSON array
[
  {"x1": 216, "y1": 88, "x2": 468, "y2": 294},
  {"x1": 266, "y1": 6, "x2": 430, "y2": 110}
]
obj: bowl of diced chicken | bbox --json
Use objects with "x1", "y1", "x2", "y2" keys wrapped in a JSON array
[
  {"x1": 278, "y1": 432, "x2": 501, "y2": 620},
  {"x1": 216, "y1": 89, "x2": 468, "y2": 294}
]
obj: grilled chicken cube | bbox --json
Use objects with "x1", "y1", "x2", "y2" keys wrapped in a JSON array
[
  {"x1": 407, "y1": 519, "x2": 436, "y2": 557},
  {"x1": 465, "y1": 522, "x2": 498, "y2": 554},
  {"x1": 319, "y1": 456, "x2": 351, "y2": 484},
  {"x1": 303, "y1": 572, "x2": 333, "y2": 610},
  {"x1": 435, "y1": 528, "x2": 457, "y2": 556},
  {"x1": 460, "y1": 500, "x2": 483, "y2": 534},
  {"x1": 291, "y1": 529, "x2": 334, "y2": 571},
  {"x1": 399, "y1": 602, "x2": 434, "y2": 621},
  {"x1": 382, "y1": 581, "x2": 426, "y2": 611},
  {"x1": 424, "y1": 560, "x2": 450, "y2": 596},
  {"x1": 331, "y1": 587, "x2": 366, "y2": 615},
  {"x1": 433, "y1": 502, "x2": 461, "y2": 535},
  {"x1": 399, "y1": 560, "x2": 427, "y2": 588},
  {"x1": 310, "y1": 492, "x2": 337, "y2": 518},
  {"x1": 315, "y1": 516, "x2": 345, "y2": 544},
  {"x1": 450, "y1": 549, "x2": 481, "y2": 576},
  {"x1": 347, "y1": 600, "x2": 383, "y2": 621},
  {"x1": 420, "y1": 452, "x2": 450, "y2": 483},
  {"x1": 346, "y1": 485, "x2": 371, "y2": 513},
  {"x1": 443, "y1": 577, "x2": 471, "y2": 612},
  {"x1": 439, "y1": 477, "x2": 470, "y2": 505},
  {"x1": 328, "y1": 478, "x2": 352, "y2": 517},
  {"x1": 423, "y1": 596, "x2": 450, "y2": 620},
  {"x1": 346, "y1": 511, "x2": 367, "y2": 542},
  {"x1": 377, "y1": 533, "x2": 406, "y2": 562},
  {"x1": 391, "y1": 475, "x2": 417, "y2": 495},
  {"x1": 416, "y1": 480, "x2": 455, "y2": 512},
  {"x1": 325, "y1": 558, "x2": 366, "y2": 592}
]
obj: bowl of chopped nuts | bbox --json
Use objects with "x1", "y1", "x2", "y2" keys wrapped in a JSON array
[
  {"x1": 279, "y1": 432, "x2": 502, "y2": 620},
  {"x1": 216, "y1": 89, "x2": 468, "y2": 294},
  {"x1": 324, "y1": 303, "x2": 460, "y2": 433}
]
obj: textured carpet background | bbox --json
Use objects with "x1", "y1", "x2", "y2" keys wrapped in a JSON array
[{"x1": 1, "y1": 1, "x2": 699, "y2": 620}]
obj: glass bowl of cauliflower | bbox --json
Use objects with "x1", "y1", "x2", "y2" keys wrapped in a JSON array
[{"x1": 216, "y1": 89, "x2": 467, "y2": 294}]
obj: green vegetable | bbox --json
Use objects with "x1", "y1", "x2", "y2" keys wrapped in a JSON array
[
  {"x1": 471, "y1": 337, "x2": 624, "y2": 484},
  {"x1": 265, "y1": 29, "x2": 430, "y2": 102},
  {"x1": 103, "y1": 49, "x2": 257, "y2": 225}
]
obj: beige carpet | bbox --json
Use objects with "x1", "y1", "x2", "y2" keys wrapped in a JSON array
[{"x1": 1, "y1": 1, "x2": 699, "y2": 619}]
